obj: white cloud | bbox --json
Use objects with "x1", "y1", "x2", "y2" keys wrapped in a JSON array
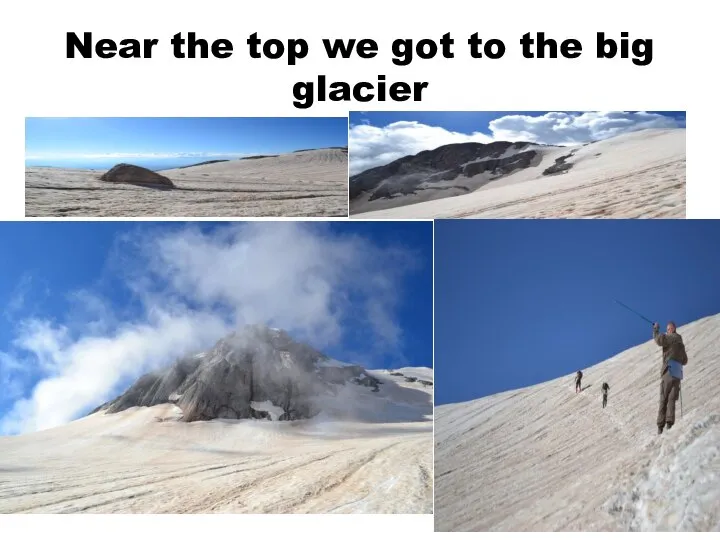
[
  {"x1": 0, "y1": 223, "x2": 417, "y2": 435},
  {"x1": 139, "y1": 223, "x2": 411, "y2": 348},
  {"x1": 488, "y1": 111, "x2": 681, "y2": 146},
  {"x1": 349, "y1": 111, "x2": 683, "y2": 175},
  {"x1": 4, "y1": 274, "x2": 33, "y2": 319},
  {"x1": 349, "y1": 121, "x2": 493, "y2": 175},
  {"x1": 0, "y1": 351, "x2": 24, "y2": 372},
  {"x1": 4, "y1": 274, "x2": 53, "y2": 326},
  {"x1": 1, "y1": 312, "x2": 228, "y2": 434},
  {"x1": 0, "y1": 352, "x2": 32, "y2": 417}
]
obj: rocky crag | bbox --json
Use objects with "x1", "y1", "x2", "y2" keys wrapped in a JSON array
[
  {"x1": 92, "y1": 325, "x2": 381, "y2": 422},
  {"x1": 349, "y1": 141, "x2": 546, "y2": 203}
]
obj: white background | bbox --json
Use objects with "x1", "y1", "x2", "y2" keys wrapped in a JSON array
[
  {"x1": 0, "y1": 0, "x2": 715, "y2": 534},
  {"x1": 4, "y1": 0, "x2": 714, "y2": 219}
]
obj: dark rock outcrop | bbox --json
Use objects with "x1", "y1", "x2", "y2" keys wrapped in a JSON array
[
  {"x1": 101, "y1": 355, "x2": 202, "y2": 413},
  {"x1": 240, "y1": 155, "x2": 280, "y2": 160},
  {"x1": 293, "y1": 146, "x2": 348, "y2": 153},
  {"x1": 99, "y1": 163, "x2": 175, "y2": 188},
  {"x1": 462, "y1": 150, "x2": 537, "y2": 177},
  {"x1": 177, "y1": 160, "x2": 229, "y2": 169},
  {"x1": 350, "y1": 141, "x2": 544, "y2": 203},
  {"x1": 387, "y1": 371, "x2": 432, "y2": 387},
  {"x1": 94, "y1": 325, "x2": 379, "y2": 422},
  {"x1": 353, "y1": 372, "x2": 382, "y2": 392},
  {"x1": 542, "y1": 151, "x2": 576, "y2": 176}
]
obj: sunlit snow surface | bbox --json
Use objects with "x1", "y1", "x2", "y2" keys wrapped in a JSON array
[
  {"x1": 435, "y1": 314, "x2": 719, "y2": 531},
  {"x1": 0, "y1": 367, "x2": 433, "y2": 513}
]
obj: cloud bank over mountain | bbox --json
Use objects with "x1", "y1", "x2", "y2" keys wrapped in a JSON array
[
  {"x1": 350, "y1": 111, "x2": 684, "y2": 175},
  {"x1": 0, "y1": 223, "x2": 419, "y2": 434}
]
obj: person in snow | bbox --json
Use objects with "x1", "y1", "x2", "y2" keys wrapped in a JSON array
[
  {"x1": 601, "y1": 382, "x2": 610, "y2": 408},
  {"x1": 653, "y1": 320, "x2": 688, "y2": 434},
  {"x1": 575, "y1": 370, "x2": 583, "y2": 393}
]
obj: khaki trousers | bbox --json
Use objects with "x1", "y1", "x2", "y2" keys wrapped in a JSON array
[{"x1": 657, "y1": 371, "x2": 681, "y2": 427}]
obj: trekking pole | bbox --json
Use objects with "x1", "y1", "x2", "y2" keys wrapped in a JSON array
[{"x1": 614, "y1": 300, "x2": 654, "y2": 325}]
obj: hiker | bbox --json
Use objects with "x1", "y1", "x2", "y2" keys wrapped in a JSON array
[
  {"x1": 653, "y1": 321, "x2": 688, "y2": 434},
  {"x1": 601, "y1": 382, "x2": 610, "y2": 408},
  {"x1": 575, "y1": 370, "x2": 583, "y2": 393}
]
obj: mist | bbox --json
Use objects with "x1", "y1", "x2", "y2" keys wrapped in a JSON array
[{"x1": 0, "y1": 222, "x2": 418, "y2": 435}]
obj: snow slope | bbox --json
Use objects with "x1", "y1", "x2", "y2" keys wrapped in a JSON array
[
  {"x1": 387, "y1": 367, "x2": 433, "y2": 383},
  {"x1": 25, "y1": 148, "x2": 348, "y2": 217},
  {"x1": 435, "y1": 314, "x2": 719, "y2": 531},
  {"x1": 354, "y1": 129, "x2": 685, "y2": 219},
  {"x1": 0, "y1": 366, "x2": 432, "y2": 514}
]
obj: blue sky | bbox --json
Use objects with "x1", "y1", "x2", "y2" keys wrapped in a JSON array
[
  {"x1": 348, "y1": 111, "x2": 686, "y2": 175},
  {"x1": 25, "y1": 117, "x2": 348, "y2": 169},
  {"x1": 435, "y1": 220, "x2": 720, "y2": 406},
  {"x1": 0, "y1": 221, "x2": 432, "y2": 434},
  {"x1": 350, "y1": 111, "x2": 686, "y2": 132}
]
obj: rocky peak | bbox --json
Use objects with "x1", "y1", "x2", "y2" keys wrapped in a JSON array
[
  {"x1": 93, "y1": 325, "x2": 380, "y2": 422},
  {"x1": 349, "y1": 141, "x2": 540, "y2": 202}
]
